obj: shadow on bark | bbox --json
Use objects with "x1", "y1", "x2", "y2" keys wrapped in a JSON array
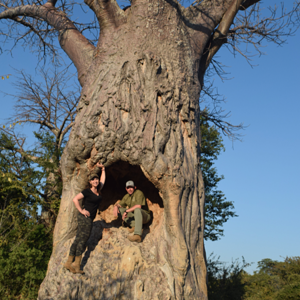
[
  {"x1": 52, "y1": 271, "x2": 135, "y2": 300},
  {"x1": 75, "y1": 274, "x2": 134, "y2": 299}
]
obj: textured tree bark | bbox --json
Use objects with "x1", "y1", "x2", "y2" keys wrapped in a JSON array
[{"x1": 38, "y1": 0, "x2": 230, "y2": 299}]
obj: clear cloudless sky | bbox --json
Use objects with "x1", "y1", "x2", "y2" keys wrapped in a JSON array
[
  {"x1": 204, "y1": 1, "x2": 300, "y2": 272},
  {"x1": 0, "y1": 0, "x2": 299, "y2": 274}
]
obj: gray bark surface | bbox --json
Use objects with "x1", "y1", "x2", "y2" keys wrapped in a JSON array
[{"x1": 38, "y1": 0, "x2": 231, "y2": 299}]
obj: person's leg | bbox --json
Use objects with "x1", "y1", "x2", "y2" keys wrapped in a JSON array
[
  {"x1": 73, "y1": 214, "x2": 93, "y2": 274},
  {"x1": 118, "y1": 207, "x2": 135, "y2": 227},
  {"x1": 142, "y1": 209, "x2": 151, "y2": 224},
  {"x1": 66, "y1": 213, "x2": 91, "y2": 273},
  {"x1": 75, "y1": 215, "x2": 93, "y2": 256},
  {"x1": 69, "y1": 213, "x2": 85, "y2": 256},
  {"x1": 133, "y1": 208, "x2": 151, "y2": 236}
]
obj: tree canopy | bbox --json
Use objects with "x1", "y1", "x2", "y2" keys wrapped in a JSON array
[
  {"x1": 207, "y1": 256, "x2": 300, "y2": 300},
  {"x1": 200, "y1": 116, "x2": 237, "y2": 241},
  {"x1": 0, "y1": 132, "x2": 52, "y2": 300},
  {"x1": 243, "y1": 257, "x2": 300, "y2": 300}
]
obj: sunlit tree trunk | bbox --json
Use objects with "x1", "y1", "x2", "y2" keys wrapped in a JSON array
[{"x1": 38, "y1": 0, "x2": 236, "y2": 299}]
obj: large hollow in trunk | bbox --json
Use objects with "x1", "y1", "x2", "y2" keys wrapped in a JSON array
[
  {"x1": 39, "y1": 1, "x2": 209, "y2": 299},
  {"x1": 102, "y1": 160, "x2": 163, "y2": 209}
]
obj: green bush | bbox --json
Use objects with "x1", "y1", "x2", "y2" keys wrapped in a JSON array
[{"x1": 0, "y1": 224, "x2": 52, "y2": 300}]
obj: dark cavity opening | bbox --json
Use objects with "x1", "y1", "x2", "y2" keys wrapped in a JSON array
[{"x1": 101, "y1": 161, "x2": 163, "y2": 210}]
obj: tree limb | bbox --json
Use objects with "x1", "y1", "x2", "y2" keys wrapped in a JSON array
[
  {"x1": 17, "y1": 119, "x2": 57, "y2": 133},
  {"x1": 84, "y1": 0, "x2": 126, "y2": 34},
  {"x1": 200, "y1": 109, "x2": 244, "y2": 140},
  {"x1": 0, "y1": 3, "x2": 95, "y2": 86},
  {"x1": 59, "y1": 122, "x2": 74, "y2": 148},
  {"x1": 203, "y1": 0, "x2": 244, "y2": 73}
]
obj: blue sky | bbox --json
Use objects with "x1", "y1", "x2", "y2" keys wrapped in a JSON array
[
  {"x1": 205, "y1": 17, "x2": 300, "y2": 272},
  {"x1": 1, "y1": 1, "x2": 299, "y2": 274}
]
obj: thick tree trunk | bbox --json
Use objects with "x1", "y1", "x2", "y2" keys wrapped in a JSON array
[{"x1": 39, "y1": 1, "x2": 212, "y2": 299}]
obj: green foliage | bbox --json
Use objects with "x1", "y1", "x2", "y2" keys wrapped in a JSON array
[
  {"x1": 0, "y1": 224, "x2": 52, "y2": 300},
  {"x1": 243, "y1": 257, "x2": 300, "y2": 300},
  {"x1": 207, "y1": 254, "x2": 249, "y2": 300},
  {"x1": 0, "y1": 132, "x2": 52, "y2": 299},
  {"x1": 0, "y1": 68, "x2": 74, "y2": 299},
  {"x1": 32, "y1": 131, "x2": 63, "y2": 217},
  {"x1": 200, "y1": 117, "x2": 237, "y2": 241},
  {"x1": 0, "y1": 133, "x2": 42, "y2": 246},
  {"x1": 207, "y1": 255, "x2": 300, "y2": 300},
  {"x1": 0, "y1": 222, "x2": 52, "y2": 299}
]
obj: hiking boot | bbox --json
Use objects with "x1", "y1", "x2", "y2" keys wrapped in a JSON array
[
  {"x1": 64, "y1": 255, "x2": 75, "y2": 273},
  {"x1": 127, "y1": 234, "x2": 142, "y2": 243},
  {"x1": 128, "y1": 227, "x2": 135, "y2": 233},
  {"x1": 128, "y1": 227, "x2": 143, "y2": 234},
  {"x1": 73, "y1": 255, "x2": 84, "y2": 274}
]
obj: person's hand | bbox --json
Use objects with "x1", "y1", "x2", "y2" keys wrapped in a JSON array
[
  {"x1": 81, "y1": 209, "x2": 90, "y2": 218},
  {"x1": 96, "y1": 162, "x2": 105, "y2": 169},
  {"x1": 122, "y1": 211, "x2": 127, "y2": 221}
]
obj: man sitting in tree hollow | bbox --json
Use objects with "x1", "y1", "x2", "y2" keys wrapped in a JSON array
[{"x1": 113, "y1": 181, "x2": 151, "y2": 243}]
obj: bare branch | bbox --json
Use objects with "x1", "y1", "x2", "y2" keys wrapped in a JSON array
[
  {"x1": 200, "y1": 81, "x2": 245, "y2": 141},
  {"x1": 0, "y1": 2, "x2": 95, "y2": 85},
  {"x1": 225, "y1": 2, "x2": 300, "y2": 61},
  {"x1": 0, "y1": 127, "x2": 39, "y2": 161},
  {"x1": 197, "y1": 1, "x2": 300, "y2": 86},
  {"x1": 5, "y1": 67, "x2": 80, "y2": 149},
  {"x1": 201, "y1": 108, "x2": 245, "y2": 141}
]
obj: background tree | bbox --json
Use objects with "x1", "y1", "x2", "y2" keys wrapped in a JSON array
[
  {"x1": 242, "y1": 257, "x2": 300, "y2": 300},
  {"x1": 206, "y1": 253, "x2": 249, "y2": 300},
  {"x1": 1, "y1": 0, "x2": 300, "y2": 299},
  {"x1": 5, "y1": 67, "x2": 80, "y2": 227},
  {"x1": 205, "y1": 256, "x2": 300, "y2": 300},
  {"x1": 200, "y1": 116, "x2": 237, "y2": 241},
  {"x1": 0, "y1": 65, "x2": 78, "y2": 297},
  {"x1": 0, "y1": 132, "x2": 41, "y2": 244},
  {"x1": 0, "y1": 132, "x2": 52, "y2": 300}
]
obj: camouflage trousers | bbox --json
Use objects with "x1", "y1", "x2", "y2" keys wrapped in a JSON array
[{"x1": 69, "y1": 213, "x2": 93, "y2": 256}]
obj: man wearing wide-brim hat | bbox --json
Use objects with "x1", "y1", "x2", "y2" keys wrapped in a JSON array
[{"x1": 113, "y1": 181, "x2": 151, "y2": 243}]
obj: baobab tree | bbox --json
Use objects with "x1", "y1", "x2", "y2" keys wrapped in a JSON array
[{"x1": 0, "y1": 0, "x2": 299, "y2": 299}]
